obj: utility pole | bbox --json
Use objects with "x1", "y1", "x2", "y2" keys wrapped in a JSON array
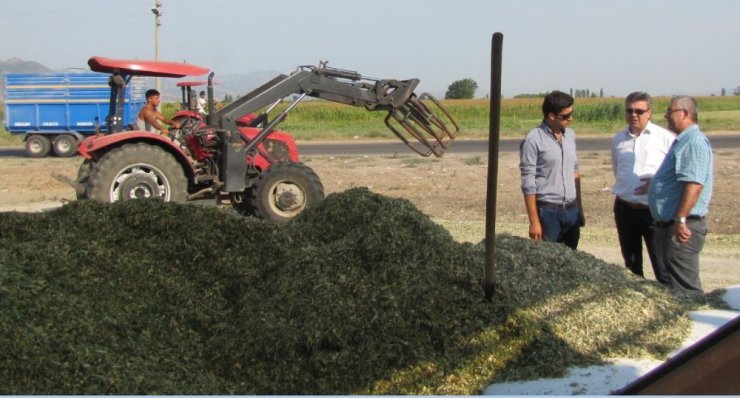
[{"x1": 151, "y1": 0, "x2": 162, "y2": 93}]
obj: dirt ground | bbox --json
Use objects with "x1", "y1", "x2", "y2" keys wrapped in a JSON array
[{"x1": 0, "y1": 142, "x2": 738, "y2": 292}]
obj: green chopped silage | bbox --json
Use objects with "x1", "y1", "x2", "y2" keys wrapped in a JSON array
[{"x1": 0, "y1": 188, "x2": 706, "y2": 394}]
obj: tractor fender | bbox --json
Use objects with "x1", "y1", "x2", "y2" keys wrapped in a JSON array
[
  {"x1": 77, "y1": 131, "x2": 197, "y2": 179},
  {"x1": 266, "y1": 130, "x2": 300, "y2": 160},
  {"x1": 173, "y1": 110, "x2": 202, "y2": 120},
  {"x1": 238, "y1": 127, "x2": 300, "y2": 170}
]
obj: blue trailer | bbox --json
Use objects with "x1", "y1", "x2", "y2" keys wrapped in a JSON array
[{"x1": 3, "y1": 72, "x2": 146, "y2": 157}]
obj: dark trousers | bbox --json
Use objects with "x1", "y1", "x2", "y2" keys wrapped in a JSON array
[
  {"x1": 656, "y1": 217, "x2": 707, "y2": 294},
  {"x1": 538, "y1": 203, "x2": 580, "y2": 249},
  {"x1": 614, "y1": 197, "x2": 669, "y2": 285}
]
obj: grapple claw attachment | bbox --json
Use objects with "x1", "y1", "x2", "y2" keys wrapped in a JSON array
[{"x1": 384, "y1": 93, "x2": 459, "y2": 157}]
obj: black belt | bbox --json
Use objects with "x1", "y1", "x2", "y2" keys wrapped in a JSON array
[
  {"x1": 537, "y1": 200, "x2": 577, "y2": 210},
  {"x1": 655, "y1": 215, "x2": 704, "y2": 227}
]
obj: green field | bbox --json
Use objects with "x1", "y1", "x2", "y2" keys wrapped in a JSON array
[
  {"x1": 267, "y1": 96, "x2": 740, "y2": 139},
  {"x1": 2, "y1": 96, "x2": 740, "y2": 145}
]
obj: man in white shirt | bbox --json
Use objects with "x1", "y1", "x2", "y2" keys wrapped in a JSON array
[
  {"x1": 197, "y1": 91, "x2": 208, "y2": 116},
  {"x1": 611, "y1": 92, "x2": 675, "y2": 285}
]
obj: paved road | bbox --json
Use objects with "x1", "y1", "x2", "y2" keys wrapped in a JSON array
[
  {"x1": 299, "y1": 134, "x2": 740, "y2": 156},
  {"x1": 1, "y1": 134, "x2": 738, "y2": 158}
]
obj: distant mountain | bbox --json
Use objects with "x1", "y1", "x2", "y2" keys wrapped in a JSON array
[
  {"x1": 0, "y1": 57, "x2": 53, "y2": 74},
  {"x1": 215, "y1": 70, "x2": 284, "y2": 99},
  {"x1": 1, "y1": 58, "x2": 54, "y2": 96},
  {"x1": 161, "y1": 70, "x2": 283, "y2": 102}
]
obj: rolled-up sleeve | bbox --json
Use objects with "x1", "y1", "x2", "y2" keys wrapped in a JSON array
[{"x1": 520, "y1": 138, "x2": 538, "y2": 195}]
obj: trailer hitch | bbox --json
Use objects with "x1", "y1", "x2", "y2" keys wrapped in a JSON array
[{"x1": 385, "y1": 93, "x2": 459, "y2": 157}]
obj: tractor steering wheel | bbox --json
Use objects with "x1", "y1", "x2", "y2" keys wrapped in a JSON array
[{"x1": 176, "y1": 117, "x2": 199, "y2": 137}]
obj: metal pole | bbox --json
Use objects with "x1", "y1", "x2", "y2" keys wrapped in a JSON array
[
  {"x1": 484, "y1": 32, "x2": 503, "y2": 302},
  {"x1": 152, "y1": 0, "x2": 162, "y2": 93}
]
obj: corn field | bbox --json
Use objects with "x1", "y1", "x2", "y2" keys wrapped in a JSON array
[
  {"x1": 207, "y1": 96, "x2": 740, "y2": 139},
  {"x1": 4, "y1": 95, "x2": 736, "y2": 145}
]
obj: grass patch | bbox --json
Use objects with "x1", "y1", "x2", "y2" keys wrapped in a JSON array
[
  {"x1": 0, "y1": 130, "x2": 23, "y2": 146},
  {"x1": 463, "y1": 156, "x2": 485, "y2": 166},
  {"x1": 401, "y1": 157, "x2": 438, "y2": 168},
  {"x1": 0, "y1": 189, "x2": 712, "y2": 394}
]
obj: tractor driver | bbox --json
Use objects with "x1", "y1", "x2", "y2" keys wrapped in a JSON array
[{"x1": 137, "y1": 89, "x2": 181, "y2": 136}]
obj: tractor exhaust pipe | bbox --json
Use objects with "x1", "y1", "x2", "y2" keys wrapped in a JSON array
[{"x1": 207, "y1": 72, "x2": 215, "y2": 125}]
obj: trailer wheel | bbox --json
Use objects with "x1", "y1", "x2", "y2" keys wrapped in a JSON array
[
  {"x1": 86, "y1": 143, "x2": 187, "y2": 203},
  {"x1": 52, "y1": 134, "x2": 78, "y2": 157},
  {"x1": 248, "y1": 162, "x2": 324, "y2": 223},
  {"x1": 25, "y1": 135, "x2": 51, "y2": 158}
]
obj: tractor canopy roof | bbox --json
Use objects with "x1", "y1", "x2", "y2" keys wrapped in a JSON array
[
  {"x1": 88, "y1": 56, "x2": 209, "y2": 78},
  {"x1": 176, "y1": 80, "x2": 208, "y2": 87}
]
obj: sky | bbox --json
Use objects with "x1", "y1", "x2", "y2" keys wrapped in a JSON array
[{"x1": 2, "y1": 0, "x2": 739, "y2": 98}]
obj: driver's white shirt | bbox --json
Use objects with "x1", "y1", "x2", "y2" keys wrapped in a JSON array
[
  {"x1": 137, "y1": 105, "x2": 160, "y2": 133},
  {"x1": 136, "y1": 116, "x2": 158, "y2": 133},
  {"x1": 197, "y1": 97, "x2": 207, "y2": 114}
]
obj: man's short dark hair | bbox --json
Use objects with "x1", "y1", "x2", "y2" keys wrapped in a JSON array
[
  {"x1": 146, "y1": 89, "x2": 160, "y2": 99},
  {"x1": 199, "y1": 91, "x2": 206, "y2": 96},
  {"x1": 542, "y1": 91, "x2": 574, "y2": 117},
  {"x1": 625, "y1": 91, "x2": 652, "y2": 109}
]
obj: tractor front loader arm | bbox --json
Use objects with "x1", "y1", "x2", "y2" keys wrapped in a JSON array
[{"x1": 215, "y1": 64, "x2": 459, "y2": 157}]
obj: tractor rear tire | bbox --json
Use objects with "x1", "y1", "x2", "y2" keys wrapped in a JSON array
[
  {"x1": 25, "y1": 135, "x2": 51, "y2": 158},
  {"x1": 86, "y1": 143, "x2": 187, "y2": 203},
  {"x1": 249, "y1": 162, "x2": 324, "y2": 223},
  {"x1": 52, "y1": 134, "x2": 78, "y2": 157}
]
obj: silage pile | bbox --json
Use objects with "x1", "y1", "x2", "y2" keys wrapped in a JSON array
[{"x1": 0, "y1": 187, "x2": 704, "y2": 394}]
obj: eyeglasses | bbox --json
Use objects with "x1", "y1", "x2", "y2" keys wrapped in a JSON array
[
  {"x1": 556, "y1": 112, "x2": 573, "y2": 120},
  {"x1": 625, "y1": 108, "x2": 650, "y2": 116},
  {"x1": 665, "y1": 108, "x2": 685, "y2": 117}
]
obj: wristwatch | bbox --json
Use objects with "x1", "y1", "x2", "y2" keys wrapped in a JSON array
[{"x1": 674, "y1": 216, "x2": 687, "y2": 224}]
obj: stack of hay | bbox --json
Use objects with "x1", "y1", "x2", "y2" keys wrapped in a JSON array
[{"x1": 0, "y1": 188, "x2": 705, "y2": 394}]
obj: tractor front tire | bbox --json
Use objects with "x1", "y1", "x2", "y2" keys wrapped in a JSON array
[
  {"x1": 86, "y1": 143, "x2": 187, "y2": 203},
  {"x1": 249, "y1": 162, "x2": 324, "y2": 223}
]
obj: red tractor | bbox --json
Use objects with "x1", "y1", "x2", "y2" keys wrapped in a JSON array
[
  {"x1": 75, "y1": 56, "x2": 458, "y2": 222},
  {"x1": 175, "y1": 80, "x2": 208, "y2": 118}
]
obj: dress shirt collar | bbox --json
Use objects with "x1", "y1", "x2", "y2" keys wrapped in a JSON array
[
  {"x1": 540, "y1": 121, "x2": 567, "y2": 140},
  {"x1": 627, "y1": 121, "x2": 662, "y2": 138},
  {"x1": 676, "y1": 124, "x2": 700, "y2": 141}
]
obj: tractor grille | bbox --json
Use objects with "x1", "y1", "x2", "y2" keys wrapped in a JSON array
[{"x1": 264, "y1": 139, "x2": 291, "y2": 162}]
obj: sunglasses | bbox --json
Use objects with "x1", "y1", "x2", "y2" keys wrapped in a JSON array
[
  {"x1": 625, "y1": 108, "x2": 650, "y2": 116},
  {"x1": 556, "y1": 112, "x2": 573, "y2": 120}
]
